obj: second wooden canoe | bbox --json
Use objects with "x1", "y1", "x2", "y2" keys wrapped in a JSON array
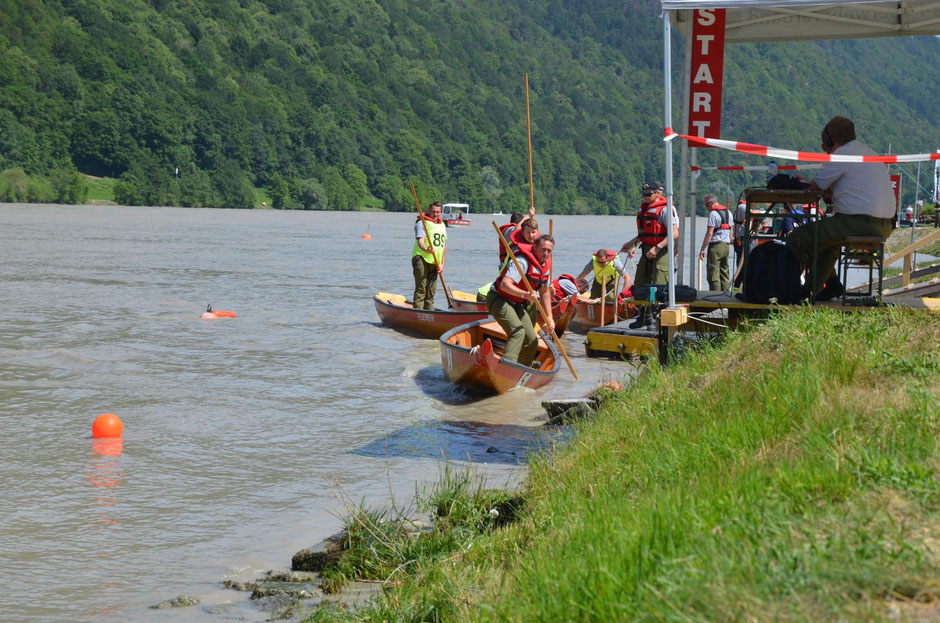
[
  {"x1": 568, "y1": 295, "x2": 638, "y2": 333},
  {"x1": 374, "y1": 292, "x2": 489, "y2": 339}
]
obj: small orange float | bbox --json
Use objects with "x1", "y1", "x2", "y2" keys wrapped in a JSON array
[
  {"x1": 92, "y1": 413, "x2": 123, "y2": 439},
  {"x1": 201, "y1": 304, "x2": 236, "y2": 318}
]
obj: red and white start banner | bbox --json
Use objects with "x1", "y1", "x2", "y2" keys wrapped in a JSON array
[
  {"x1": 687, "y1": 9, "x2": 726, "y2": 142},
  {"x1": 665, "y1": 130, "x2": 940, "y2": 164}
]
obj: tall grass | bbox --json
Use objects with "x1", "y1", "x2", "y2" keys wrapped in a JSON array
[{"x1": 307, "y1": 307, "x2": 940, "y2": 622}]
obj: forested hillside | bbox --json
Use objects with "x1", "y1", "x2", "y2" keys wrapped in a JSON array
[{"x1": 1, "y1": 0, "x2": 939, "y2": 212}]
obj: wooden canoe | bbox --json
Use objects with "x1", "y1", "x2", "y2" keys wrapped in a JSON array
[
  {"x1": 450, "y1": 289, "x2": 487, "y2": 312},
  {"x1": 439, "y1": 319, "x2": 560, "y2": 394},
  {"x1": 450, "y1": 290, "x2": 578, "y2": 338},
  {"x1": 568, "y1": 295, "x2": 638, "y2": 333},
  {"x1": 373, "y1": 292, "x2": 489, "y2": 339}
]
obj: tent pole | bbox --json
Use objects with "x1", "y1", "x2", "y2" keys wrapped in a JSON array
[
  {"x1": 663, "y1": 10, "x2": 676, "y2": 309},
  {"x1": 690, "y1": 148, "x2": 699, "y2": 289},
  {"x1": 677, "y1": 34, "x2": 692, "y2": 284}
]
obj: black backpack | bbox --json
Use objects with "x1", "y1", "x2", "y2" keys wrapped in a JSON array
[{"x1": 742, "y1": 241, "x2": 808, "y2": 304}]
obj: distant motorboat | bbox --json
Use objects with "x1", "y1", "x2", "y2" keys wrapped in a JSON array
[{"x1": 442, "y1": 202, "x2": 470, "y2": 227}]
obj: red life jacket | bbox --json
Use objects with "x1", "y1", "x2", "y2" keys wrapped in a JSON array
[
  {"x1": 497, "y1": 223, "x2": 517, "y2": 259},
  {"x1": 709, "y1": 203, "x2": 731, "y2": 230},
  {"x1": 499, "y1": 225, "x2": 539, "y2": 265},
  {"x1": 636, "y1": 196, "x2": 669, "y2": 246},
  {"x1": 496, "y1": 244, "x2": 552, "y2": 304},
  {"x1": 416, "y1": 213, "x2": 443, "y2": 225},
  {"x1": 551, "y1": 273, "x2": 579, "y2": 302}
]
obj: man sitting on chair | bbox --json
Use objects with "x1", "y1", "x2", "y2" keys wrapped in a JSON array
[{"x1": 787, "y1": 116, "x2": 894, "y2": 300}]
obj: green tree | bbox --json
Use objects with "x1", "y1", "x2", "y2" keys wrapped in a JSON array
[
  {"x1": 113, "y1": 179, "x2": 141, "y2": 205},
  {"x1": 344, "y1": 163, "x2": 368, "y2": 208},
  {"x1": 0, "y1": 167, "x2": 30, "y2": 202},
  {"x1": 297, "y1": 177, "x2": 327, "y2": 210},
  {"x1": 50, "y1": 167, "x2": 88, "y2": 204},
  {"x1": 374, "y1": 174, "x2": 411, "y2": 212},
  {"x1": 268, "y1": 172, "x2": 292, "y2": 209},
  {"x1": 480, "y1": 166, "x2": 503, "y2": 213}
]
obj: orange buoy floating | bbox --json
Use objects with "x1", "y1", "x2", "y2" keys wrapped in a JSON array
[
  {"x1": 361, "y1": 233, "x2": 372, "y2": 240},
  {"x1": 200, "y1": 304, "x2": 235, "y2": 319},
  {"x1": 92, "y1": 413, "x2": 123, "y2": 439}
]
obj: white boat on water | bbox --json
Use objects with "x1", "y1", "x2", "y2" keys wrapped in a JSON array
[{"x1": 442, "y1": 203, "x2": 471, "y2": 227}]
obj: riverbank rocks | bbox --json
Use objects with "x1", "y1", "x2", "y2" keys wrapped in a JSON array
[
  {"x1": 291, "y1": 529, "x2": 346, "y2": 572},
  {"x1": 541, "y1": 398, "x2": 598, "y2": 425},
  {"x1": 149, "y1": 595, "x2": 200, "y2": 609}
]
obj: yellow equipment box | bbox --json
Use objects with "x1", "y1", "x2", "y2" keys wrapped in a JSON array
[{"x1": 584, "y1": 322, "x2": 659, "y2": 359}]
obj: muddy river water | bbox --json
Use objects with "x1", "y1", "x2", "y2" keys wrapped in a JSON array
[{"x1": 1, "y1": 205, "x2": 726, "y2": 621}]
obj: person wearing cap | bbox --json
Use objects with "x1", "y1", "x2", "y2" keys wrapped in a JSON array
[
  {"x1": 699, "y1": 194, "x2": 733, "y2": 291},
  {"x1": 786, "y1": 116, "x2": 894, "y2": 300},
  {"x1": 575, "y1": 249, "x2": 631, "y2": 301},
  {"x1": 620, "y1": 180, "x2": 679, "y2": 289}
]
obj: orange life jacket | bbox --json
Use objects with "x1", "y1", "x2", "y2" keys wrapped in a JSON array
[
  {"x1": 636, "y1": 196, "x2": 669, "y2": 246},
  {"x1": 709, "y1": 203, "x2": 731, "y2": 230},
  {"x1": 497, "y1": 223, "x2": 517, "y2": 259},
  {"x1": 496, "y1": 244, "x2": 552, "y2": 304},
  {"x1": 551, "y1": 274, "x2": 579, "y2": 302}
]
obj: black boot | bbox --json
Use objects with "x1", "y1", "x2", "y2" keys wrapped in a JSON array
[
  {"x1": 815, "y1": 275, "x2": 845, "y2": 302},
  {"x1": 629, "y1": 307, "x2": 647, "y2": 329}
]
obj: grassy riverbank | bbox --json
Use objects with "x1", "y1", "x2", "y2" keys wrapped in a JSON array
[{"x1": 306, "y1": 306, "x2": 940, "y2": 622}]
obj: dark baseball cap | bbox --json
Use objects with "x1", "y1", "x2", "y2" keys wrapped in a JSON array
[{"x1": 641, "y1": 181, "x2": 665, "y2": 195}]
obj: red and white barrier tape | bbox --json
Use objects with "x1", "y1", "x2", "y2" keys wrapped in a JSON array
[
  {"x1": 666, "y1": 130, "x2": 940, "y2": 164},
  {"x1": 690, "y1": 164, "x2": 822, "y2": 172}
]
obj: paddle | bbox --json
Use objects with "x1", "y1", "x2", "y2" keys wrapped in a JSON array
[
  {"x1": 492, "y1": 221, "x2": 578, "y2": 380},
  {"x1": 410, "y1": 182, "x2": 454, "y2": 309},
  {"x1": 612, "y1": 273, "x2": 619, "y2": 323},
  {"x1": 600, "y1": 277, "x2": 606, "y2": 327},
  {"x1": 525, "y1": 73, "x2": 535, "y2": 215}
]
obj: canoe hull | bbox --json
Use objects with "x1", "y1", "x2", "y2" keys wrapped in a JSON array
[
  {"x1": 569, "y1": 296, "x2": 637, "y2": 333},
  {"x1": 440, "y1": 319, "x2": 560, "y2": 394},
  {"x1": 374, "y1": 292, "x2": 489, "y2": 339}
]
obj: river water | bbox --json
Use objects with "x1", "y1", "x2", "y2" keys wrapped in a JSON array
[{"x1": 4, "y1": 205, "x2": 711, "y2": 622}]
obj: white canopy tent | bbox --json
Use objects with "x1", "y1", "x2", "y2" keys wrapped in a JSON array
[{"x1": 658, "y1": 0, "x2": 940, "y2": 308}]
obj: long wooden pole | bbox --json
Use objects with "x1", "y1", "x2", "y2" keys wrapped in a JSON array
[
  {"x1": 600, "y1": 278, "x2": 606, "y2": 328},
  {"x1": 613, "y1": 273, "x2": 619, "y2": 323},
  {"x1": 492, "y1": 222, "x2": 578, "y2": 380},
  {"x1": 525, "y1": 73, "x2": 535, "y2": 212},
  {"x1": 410, "y1": 182, "x2": 453, "y2": 309},
  {"x1": 548, "y1": 218, "x2": 553, "y2": 284}
]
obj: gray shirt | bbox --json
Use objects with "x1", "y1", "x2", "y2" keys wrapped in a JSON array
[{"x1": 707, "y1": 209, "x2": 732, "y2": 244}]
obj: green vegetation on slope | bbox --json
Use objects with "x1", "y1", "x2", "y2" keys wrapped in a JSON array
[
  {"x1": 1, "y1": 0, "x2": 940, "y2": 210},
  {"x1": 305, "y1": 308, "x2": 940, "y2": 622}
]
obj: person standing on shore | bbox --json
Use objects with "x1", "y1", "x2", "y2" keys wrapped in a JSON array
[
  {"x1": 485, "y1": 234, "x2": 555, "y2": 365},
  {"x1": 620, "y1": 181, "x2": 678, "y2": 328},
  {"x1": 699, "y1": 194, "x2": 732, "y2": 291},
  {"x1": 412, "y1": 201, "x2": 446, "y2": 310}
]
